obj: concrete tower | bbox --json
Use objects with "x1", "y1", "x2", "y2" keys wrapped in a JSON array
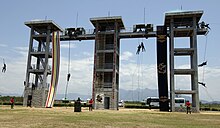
[
  {"x1": 165, "y1": 10, "x2": 207, "y2": 112},
  {"x1": 23, "y1": 20, "x2": 62, "y2": 107},
  {"x1": 90, "y1": 16, "x2": 125, "y2": 110}
]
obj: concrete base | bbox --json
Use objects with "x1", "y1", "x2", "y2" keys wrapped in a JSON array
[
  {"x1": 94, "y1": 90, "x2": 118, "y2": 110},
  {"x1": 23, "y1": 87, "x2": 48, "y2": 108},
  {"x1": 175, "y1": 107, "x2": 199, "y2": 113}
]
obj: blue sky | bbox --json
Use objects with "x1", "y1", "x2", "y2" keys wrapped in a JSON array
[{"x1": 0, "y1": 0, "x2": 220, "y2": 101}]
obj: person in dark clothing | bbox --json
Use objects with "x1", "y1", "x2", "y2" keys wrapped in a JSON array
[
  {"x1": 2, "y1": 63, "x2": 6, "y2": 73},
  {"x1": 74, "y1": 97, "x2": 82, "y2": 112},
  {"x1": 136, "y1": 45, "x2": 141, "y2": 54},
  {"x1": 198, "y1": 61, "x2": 207, "y2": 67},
  {"x1": 198, "y1": 82, "x2": 206, "y2": 88},
  {"x1": 141, "y1": 42, "x2": 146, "y2": 52},
  {"x1": 67, "y1": 73, "x2": 71, "y2": 81},
  {"x1": 200, "y1": 21, "x2": 211, "y2": 30}
]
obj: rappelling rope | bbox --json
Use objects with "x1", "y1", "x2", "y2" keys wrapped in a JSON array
[
  {"x1": 202, "y1": 35, "x2": 208, "y2": 82},
  {"x1": 64, "y1": 40, "x2": 71, "y2": 101},
  {"x1": 131, "y1": 40, "x2": 141, "y2": 100},
  {"x1": 201, "y1": 33, "x2": 214, "y2": 101},
  {"x1": 131, "y1": 39, "x2": 146, "y2": 101}
]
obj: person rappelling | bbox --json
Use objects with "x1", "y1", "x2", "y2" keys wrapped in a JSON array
[
  {"x1": 200, "y1": 21, "x2": 211, "y2": 30},
  {"x1": 2, "y1": 59, "x2": 6, "y2": 73},
  {"x1": 141, "y1": 42, "x2": 146, "y2": 52},
  {"x1": 198, "y1": 82, "x2": 206, "y2": 88},
  {"x1": 136, "y1": 42, "x2": 146, "y2": 54},
  {"x1": 67, "y1": 73, "x2": 71, "y2": 82},
  {"x1": 198, "y1": 61, "x2": 207, "y2": 67},
  {"x1": 136, "y1": 44, "x2": 141, "y2": 54}
]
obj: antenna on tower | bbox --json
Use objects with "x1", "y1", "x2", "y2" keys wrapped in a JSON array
[
  {"x1": 76, "y1": 12, "x2": 78, "y2": 27},
  {"x1": 144, "y1": 8, "x2": 146, "y2": 23}
]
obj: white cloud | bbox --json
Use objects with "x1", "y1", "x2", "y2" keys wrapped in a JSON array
[
  {"x1": 60, "y1": 43, "x2": 76, "y2": 49},
  {"x1": 0, "y1": 44, "x2": 7, "y2": 47},
  {"x1": 56, "y1": 54, "x2": 94, "y2": 96},
  {"x1": 120, "y1": 51, "x2": 133, "y2": 61},
  {"x1": 198, "y1": 66, "x2": 220, "y2": 101},
  {"x1": 13, "y1": 46, "x2": 29, "y2": 56},
  {"x1": 120, "y1": 63, "x2": 157, "y2": 90},
  {"x1": 82, "y1": 52, "x2": 92, "y2": 56},
  {"x1": 0, "y1": 54, "x2": 26, "y2": 94}
]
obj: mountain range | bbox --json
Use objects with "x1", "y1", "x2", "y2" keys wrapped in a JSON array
[
  {"x1": 1, "y1": 88, "x2": 220, "y2": 104},
  {"x1": 55, "y1": 88, "x2": 158, "y2": 101}
]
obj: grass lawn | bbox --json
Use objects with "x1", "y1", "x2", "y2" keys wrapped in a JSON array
[{"x1": 0, "y1": 105, "x2": 220, "y2": 128}]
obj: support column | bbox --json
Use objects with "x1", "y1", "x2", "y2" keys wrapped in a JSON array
[
  {"x1": 169, "y1": 19, "x2": 175, "y2": 112},
  {"x1": 112, "y1": 21, "x2": 119, "y2": 109},
  {"x1": 92, "y1": 22, "x2": 99, "y2": 106},
  {"x1": 35, "y1": 41, "x2": 42, "y2": 88},
  {"x1": 25, "y1": 26, "x2": 34, "y2": 88},
  {"x1": 191, "y1": 16, "x2": 199, "y2": 112},
  {"x1": 42, "y1": 26, "x2": 51, "y2": 88},
  {"x1": 23, "y1": 26, "x2": 34, "y2": 107},
  {"x1": 157, "y1": 26, "x2": 169, "y2": 111}
]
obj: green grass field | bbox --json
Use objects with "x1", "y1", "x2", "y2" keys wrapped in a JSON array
[{"x1": 0, "y1": 106, "x2": 220, "y2": 128}]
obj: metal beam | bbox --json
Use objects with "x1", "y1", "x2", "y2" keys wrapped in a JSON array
[
  {"x1": 32, "y1": 30, "x2": 207, "y2": 42},
  {"x1": 174, "y1": 69, "x2": 195, "y2": 74},
  {"x1": 175, "y1": 90, "x2": 196, "y2": 94}
]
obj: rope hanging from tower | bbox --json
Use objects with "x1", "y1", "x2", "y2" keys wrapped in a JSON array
[
  {"x1": 198, "y1": 28, "x2": 209, "y2": 88},
  {"x1": 133, "y1": 40, "x2": 146, "y2": 100},
  {"x1": 64, "y1": 41, "x2": 71, "y2": 100},
  {"x1": 197, "y1": 23, "x2": 215, "y2": 101}
]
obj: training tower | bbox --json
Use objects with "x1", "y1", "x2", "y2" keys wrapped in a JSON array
[
  {"x1": 23, "y1": 20, "x2": 62, "y2": 107},
  {"x1": 90, "y1": 17, "x2": 124, "y2": 110},
  {"x1": 23, "y1": 10, "x2": 208, "y2": 111},
  {"x1": 165, "y1": 11, "x2": 207, "y2": 112}
]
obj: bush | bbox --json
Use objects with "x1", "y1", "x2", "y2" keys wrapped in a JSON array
[
  {"x1": 124, "y1": 104, "x2": 148, "y2": 109},
  {"x1": 1, "y1": 102, "x2": 23, "y2": 106},
  {"x1": 53, "y1": 103, "x2": 90, "y2": 107},
  {"x1": 54, "y1": 103, "x2": 74, "y2": 107},
  {"x1": 200, "y1": 107, "x2": 210, "y2": 111},
  {"x1": 211, "y1": 108, "x2": 220, "y2": 111},
  {"x1": 0, "y1": 96, "x2": 23, "y2": 102},
  {"x1": 200, "y1": 107, "x2": 220, "y2": 111},
  {"x1": 124, "y1": 101, "x2": 143, "y2": 104}
]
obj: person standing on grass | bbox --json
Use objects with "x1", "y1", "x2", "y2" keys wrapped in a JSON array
[
  {"x1": 10, "y1": 97, "x2": 14, "y2": 109},
  {"x1": 89, "y1": 99, "x2": 93, "y2": 111},
  {"x1": 186, "y1": 101, "x2": 191, "y2": 114}
]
